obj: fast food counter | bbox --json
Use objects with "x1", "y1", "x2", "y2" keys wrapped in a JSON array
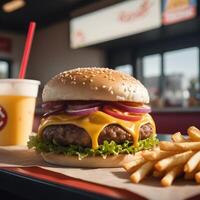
[{"x1": 151, "y1": 109, "x2": 200, "y2": 134}]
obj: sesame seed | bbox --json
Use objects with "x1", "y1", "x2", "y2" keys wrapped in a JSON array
[
  {"x1": 82, "y1": 82, "x2": 86, "y2": 85},
  {"x1": 110, "y1": 90, "x2": 114, "y2": 95},
  {"x1": 102, "y1": 85, "x2": 107, "y2": 88},
  {"x1": 90, "y1": 79, "x2": 93, "y2": 83}
]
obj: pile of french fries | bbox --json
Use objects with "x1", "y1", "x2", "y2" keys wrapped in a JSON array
[{"x1": 123, "y1": 126, "x2": 200, "y2": 187}]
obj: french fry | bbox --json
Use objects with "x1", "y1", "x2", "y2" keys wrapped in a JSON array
[
  {"x1": 185, "y1": 164, "x2": 198, "y2": 179},
  {"x1": 153, "y1": 170, "x2": 166, "y2": 178},
  {"x1": 171, "y1": 132, "x2": 186, "y2": 143},
  {"x1": 155, "y1": 151, "x2": 194, "y2": 171},
  {"x1": 185, "y1": 162, "x2": 200, "y2": 180},
  {"x1": 184, "y1": 151, "x2": 200, "y2": 173},
  {"x1": 123, "y1": 156, "x2": 145, "y2": 173},
  {"x1": 142, "y1": 150, "x2": 174, "y2": 161},
  {"x1": 188, "y1": 126, "x2": 200, "y2": 142},
  {"x1": 124, "y1": 126, "x2": 200, "y2": 186},
  {"x1": 195, "y1": 171, "x2": 200, "y2": 183},
  {"x1": 175, "y1": 142, "x2": 200, "y2": 151},
  {"x1": 161, "y1": 165, "x2": 183, "y2": 187},
  {"x1": 130, "y1": 161, "x2": 155, "y2": 183},
  {"x1": 159, "y1": 141, "x2": 183, "y2": 151},
  {"x1": 126, "y1": 163, "x2": 145, "y2": 174}
]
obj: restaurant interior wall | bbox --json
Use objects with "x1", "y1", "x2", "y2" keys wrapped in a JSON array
[
  {"x1": 27, "y1": 20, "x2": 105, "y2": 86},
  {"x1": 0, "y1": 31, "x2": 25, "y2": 78}
]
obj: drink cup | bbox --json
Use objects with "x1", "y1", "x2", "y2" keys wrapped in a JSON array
[{"x1": 0, "y1": 79, "x2": 40, "y2": 145}]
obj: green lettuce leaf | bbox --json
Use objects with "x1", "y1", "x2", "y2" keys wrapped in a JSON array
[{"x1": 28, "y1": 135, "x2": 159, "y2": 160}]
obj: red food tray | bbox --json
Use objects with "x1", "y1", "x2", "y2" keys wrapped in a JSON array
[{"x1": 0, "y1": 166, "x2": 145, "y2": 200}]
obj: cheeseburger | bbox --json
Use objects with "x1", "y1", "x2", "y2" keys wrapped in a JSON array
[{"x1": 28, "y1": 67, "x2": 158, "y2": 167}]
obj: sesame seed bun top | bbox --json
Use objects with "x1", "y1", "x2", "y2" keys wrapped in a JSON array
[{"x1": 42, "y1": 67, "x2": 150, "y2": 103}]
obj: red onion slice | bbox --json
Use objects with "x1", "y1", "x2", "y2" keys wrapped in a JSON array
[
  {"x1": 43, "y1": 108, "x2": 64, "y2": 117},
  {"x1": 42, "y1": 101, "x2": 66, "y2": 111},
  {"x1": 65, "y1": 106, "x2": 99, "y2": 116},
  {"x1": 67, "y1": 102, "x2": 102, "y2": 110},
  {"x1": 114, "y1": 103, "x2": 151, "y2": 113}
]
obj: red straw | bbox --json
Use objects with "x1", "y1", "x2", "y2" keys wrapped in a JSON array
[{"x1": 18, "y1": 21, "x2": 36, "y2": 79}]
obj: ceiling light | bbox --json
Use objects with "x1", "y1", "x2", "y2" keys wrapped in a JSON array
[{"x1": 2, "y1": 0, "x2": 26, "y2": 13}]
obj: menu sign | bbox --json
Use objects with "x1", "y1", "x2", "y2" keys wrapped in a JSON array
[
  {"x1": 70, "y1": 0, "x2": 161, "y2": 49},
  {"x1": 162, "y1": 0, "x2": 197, "y2": 25}
]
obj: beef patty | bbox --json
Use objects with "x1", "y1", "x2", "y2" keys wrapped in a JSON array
[{"x1": 42, "y1": 123, "x2": 153, "y2": 147}]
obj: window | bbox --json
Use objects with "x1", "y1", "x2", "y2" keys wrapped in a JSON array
[
  {"x1": 115, "y1": 64, "x2": 133, "y2": 75},
  {"x1": 0, "y1": 61, "x2": 9, "y2": 78},
  {"x1": 143, "y1": 54, "x2": 161, "y2": 106},
  {"x1": 164, "y1": 47, "x2": 199, "y2": 107},
  {"x1": 141, "y1": 47, "x2": 200, "y2": 108}
]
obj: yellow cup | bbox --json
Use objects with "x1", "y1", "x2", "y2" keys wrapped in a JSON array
[{"x1": 0, "y1": 79, "x2": 40, "y2": 145}]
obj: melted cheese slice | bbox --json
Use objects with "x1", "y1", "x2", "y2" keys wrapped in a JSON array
[{"x1": 39, "y1": 111, "x2": 156, "y2": 149}]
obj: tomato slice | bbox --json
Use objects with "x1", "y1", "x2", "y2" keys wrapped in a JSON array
[{"x1": 102, "y1": 105, "x2": 142, "y2": 122}]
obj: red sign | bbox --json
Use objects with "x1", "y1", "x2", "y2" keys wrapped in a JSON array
[
  {"x1": 118, "y1": 0, "x2": 152, "y2": 23},
  {"x1": 0, "y1": 37, "x2": 12, "y2": 53},
  {"x1": 162, "y1": 0, "x2": 197, "y2": 25},
  {"x1": 0, "y1": 106, "x2": 7, "y2": 131}
]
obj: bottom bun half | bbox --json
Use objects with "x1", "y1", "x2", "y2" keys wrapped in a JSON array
[{"x1": 41, "y1": 152, "x2": 140, "y2": 168}]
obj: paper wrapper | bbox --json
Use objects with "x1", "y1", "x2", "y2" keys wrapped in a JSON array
[{"x1": 0, "y1": 146, "x2": 200, "y2": 200}]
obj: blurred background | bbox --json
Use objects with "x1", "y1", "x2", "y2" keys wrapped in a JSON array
[{"x1": 0, "y1": 0, "x2": 199, "y2": 133}]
